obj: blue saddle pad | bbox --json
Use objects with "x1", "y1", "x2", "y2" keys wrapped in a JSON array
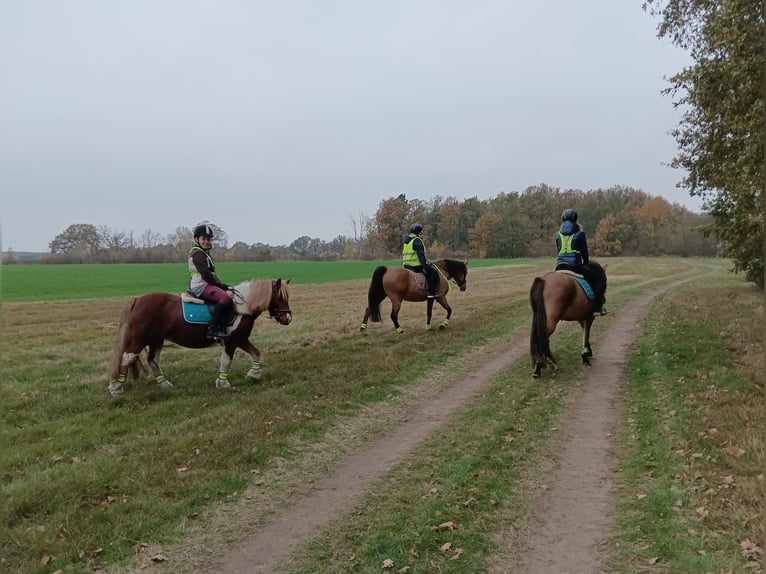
[
  {"x1": 573, "y1": 277, "x2": 596, "y2": 301},
  {"x1": 182, "y1": 300, "x2": 212, "y2": 324}
]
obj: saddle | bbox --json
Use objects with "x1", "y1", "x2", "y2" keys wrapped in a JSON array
[{"x1": 180, "y1": 292, "x2": 236, "y2": 325}]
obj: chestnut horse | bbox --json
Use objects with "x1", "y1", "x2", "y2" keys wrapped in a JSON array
[
  {"x1": 360, "y1": 259, "x2": 468, "y2": 333},
  {"x1": 529, "y1": 262, "x2": 607, "y2": 378},
  {"x1": 107, "y1": 279, "x2": 292, "y2": 395}
]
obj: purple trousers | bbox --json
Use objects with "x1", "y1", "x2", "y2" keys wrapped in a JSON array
[{"x1": 200, "y1": 285, "x2": 232, "y2": 306}]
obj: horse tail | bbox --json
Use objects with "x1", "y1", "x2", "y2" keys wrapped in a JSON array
[
  {"x1": 108, "y1": 297, "x2": 144, "y2": 381},
  {"x1": 367, "y1": 266, "x2": 387, "y2": 323},
  {"x1": 529, "y1": 277, "x2": 552, "y2": 366}
]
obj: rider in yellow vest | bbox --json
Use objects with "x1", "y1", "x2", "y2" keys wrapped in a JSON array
[
  {"x1": 555, "y1": 209, "x2": 607, "y2": 316},
  {"x1": 189, "y1": 224, "x2": 233, "y2": 339},
  {"x1": 403, "y1": 223, "x2": 438, "y2": 298}
]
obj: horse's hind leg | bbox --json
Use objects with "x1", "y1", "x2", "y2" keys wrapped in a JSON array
[
  {"x1": 108, "y1": 347, "x2": 142, "y2": 396},
  {"x1": 147, "y1": 343, "x2": 173, "y2": 388},
  {"x1": 390, "y1": 298, "x2": 404, "y2": 334},
  {"x1": 579, "y1": 318, "x2": 594, "y2": 365},
  {"x1": 361, "y1": 307, "x2": 371, "y2": 332}
]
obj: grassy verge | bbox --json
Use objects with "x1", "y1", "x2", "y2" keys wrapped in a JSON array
[{"x1": 611, "y1": 278, "x2": 764, "y2": 572}]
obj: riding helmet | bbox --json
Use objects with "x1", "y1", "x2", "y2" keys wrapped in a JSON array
[
  {"x1": 409, "y1": 223, "x2": 423, "y2": 235},
  {"x1": 561, "y1": 209, "x2": 578, "y2": 223},
  {"x1": 194, "y1": 224, "x2": 214, "y2": 239}
]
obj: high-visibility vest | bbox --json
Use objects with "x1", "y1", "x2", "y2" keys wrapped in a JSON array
[{"x1": 402, "y1": 235, "x2": 423, "y2": 267}]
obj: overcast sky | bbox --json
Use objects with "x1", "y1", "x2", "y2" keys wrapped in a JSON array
[{"x1": 1, "y1": 1, "x2": 699, "y2": 252}]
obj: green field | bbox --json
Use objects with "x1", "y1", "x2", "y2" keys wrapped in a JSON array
[{"x1": 1, "y1": 258, "x2": 523, "y2": 302}]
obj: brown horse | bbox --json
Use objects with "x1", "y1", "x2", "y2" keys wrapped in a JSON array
[
  {"x1": 529, "y1": 262, "x2": 607, "y2": 378},
  {"x1": 107, "y1": 279, "x2": 292, "y2": 395},
  {"x1": 360, "y1": 259, "x2": 468, "y2": 333}
]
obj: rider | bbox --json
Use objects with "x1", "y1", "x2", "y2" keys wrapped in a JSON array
[
  {"x1": 402, "y1": 223, "x2": 438, "y2": 299},
  {"x1": 555, "y1": 209, "x2": 607, "y2": 316},
  {"x1": 188, "y1": 224, "x2": 233, "y2": 339}
]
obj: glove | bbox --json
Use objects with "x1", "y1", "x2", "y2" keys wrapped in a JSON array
[{"x1": 219, "y1": 283, "x2": 229, "y2": 291}]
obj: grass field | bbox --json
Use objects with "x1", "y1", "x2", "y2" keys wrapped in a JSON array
[
  {"x1": 1, "y1": 257, "x2": 762, "y2": 573},
  {"x1": 1, "y1": 258, "x2": 524, "y2": 302}
]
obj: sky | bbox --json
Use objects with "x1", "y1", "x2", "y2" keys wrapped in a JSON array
[{"x1": 0, "y1": 1, "x2": 701, "y2": 253}]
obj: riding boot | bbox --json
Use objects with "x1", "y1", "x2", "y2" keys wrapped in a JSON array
[
  {"x1": 207, "y1": 303, "x2": 228, "y2": 339},
  {"x1": 424, "y1": 271, "x2": 435, "y2": 298}
]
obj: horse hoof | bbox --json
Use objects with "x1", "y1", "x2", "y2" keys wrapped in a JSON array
[
  {"x1": 360, "y1": 324, "x2": 367, "y2": 332},
  {"x1": 426, "y1": 324, "x2": 433, "y2": 331},
  {"x1": 532, "y1": 372, "x2": 540, "y2": 379},
  {"x1": 107, "y1": 382, "x2": 124, "y2": 395},
  {"x1": 216, "y1": 378, "x2": 231, "y2": 389},
  {"x1": 159, "y1": 380, "x2": 173, "y2": 389},
  {"x1": 438, "y1": 324, "x2": 446, "y2": 331},
  {"x1": 246, "y1": 368, "x2": 262, "y2": 381},
  {"x1": 395, "y1": 327, "x2": 404, "y2": 334}
]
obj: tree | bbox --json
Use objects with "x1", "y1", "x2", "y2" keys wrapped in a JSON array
[
  {"x1": 373, "y1": 195, "x2": 411, "y2": 255},
  {"x1": 49, "y1": 224, "x2": 101, "y2": 257},
  {"x1": 644, "y1": 0, "x2": 764, "y2": 287}
]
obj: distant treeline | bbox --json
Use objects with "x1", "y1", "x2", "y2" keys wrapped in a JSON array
[{"x1": 3, "y1": 185, "x2": 718, "y2": 265}]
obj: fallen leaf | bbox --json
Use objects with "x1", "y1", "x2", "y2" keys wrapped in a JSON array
[
  {"x1": 176, "y1": 467, "x2": 189, "y2": 473},
  {"x1": 41, "y1": 555, "x2": 54, "y2": 565},
  {"x1": 450, "y1": 548, "x2": 464, "y2": 560},
  {"x1": 397, "y1": 567, "x2": 411, "y2": 573},
  {"x1": 151, "y1": 553, "x2": 166, "y2": 562},
  {"x1": 382, "y1": 558, "x2": 394, "y2": 568},
  {"x1": 440, "y1": 542, "x2": 452, "y2": 552},
  {"x1": 740, "y1": 539, "x2": 764, "y2": 560}
]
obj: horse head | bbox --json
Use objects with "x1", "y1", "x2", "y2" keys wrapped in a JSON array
[
  {"x1": 442, "y1": 259, "x2": 468, "y2": 291},
  {"x1": 268, "y1": 279, "x2": 293, "y2": 325}
]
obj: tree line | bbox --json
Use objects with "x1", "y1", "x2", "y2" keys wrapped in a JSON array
[{"x1": 3, "y1": 184, "x2": 718, "y2": 265}]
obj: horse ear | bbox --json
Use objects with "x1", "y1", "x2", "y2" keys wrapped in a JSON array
[
  {"x1": 464, "y1": 259, "x2": 469, "y2": 267},
  {"x1": 286, "y1": 278, "x2": 291, "y2": 284}
]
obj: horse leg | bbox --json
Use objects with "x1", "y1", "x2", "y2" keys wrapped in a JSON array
[
  {"x1": 146, "y1": 342, "x2": 173, "y2": 389},
  {"x1": 390, "y1": 297, "x2": 404, "y2": 334},
  {"x1": 215, "y1": 345, "x2": 236, "y2": 389},
  {"x1": 361, "y1": 307, "x2": 371, "y2": 331},
  {"x1": 108, "y1": 350, "x2": 137, "y2": 395},
  {"x1": 437, "y1": 297, "x2": 452, "y2": 330},
  {"x1": 425, "y1": 298, "x2": 435, "y2": 330},
  {"x1": 239, "y1": 339, "x2": 263, "y2": 382},
  {"x1": 580, "y1": 318, "x2": 594, "y2": 365}
]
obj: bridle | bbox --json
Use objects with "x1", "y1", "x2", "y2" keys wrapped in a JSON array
[{"x1": 268, "y1": 280, "x2": 292, "y2": 321}]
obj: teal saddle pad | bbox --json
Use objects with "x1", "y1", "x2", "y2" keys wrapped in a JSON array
[
  {"x1": 573, "y1": 277, "x2": 595, "y2": 301},
  {"x1": 182, "y1": 300, "x2": 212, "y2": 324}
]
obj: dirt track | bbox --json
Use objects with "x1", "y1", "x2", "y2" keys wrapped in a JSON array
[
  {"x1": 131, "y1": 279, "x2": 680, "y2": 574},
  {"x1": 200, "y1": 286, "x2": 669, "y2": 573}
]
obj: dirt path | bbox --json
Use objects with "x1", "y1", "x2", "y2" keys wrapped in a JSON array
[
  {"x1": 208, "y1": 285, "x2": 671, "y2": 574},
  {"x1": 493, "y1": 289, "x2": 664, "y2": 573}
]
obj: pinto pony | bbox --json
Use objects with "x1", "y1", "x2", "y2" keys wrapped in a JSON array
[
  {"x1": 107, "y1": 279, "x2": 292, "y2": 395},
  {"x1": 360, "y1": 259, "x2": 468, "y2": 333},
  {"x1": 529, "y1": 262, "x2": 607, "y2": 378}
]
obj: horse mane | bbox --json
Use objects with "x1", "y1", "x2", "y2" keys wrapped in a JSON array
[
  {"x1": 589, "y1": 260, "x2": 606, "y2": 275},
  {"x1": 232, "y1": 278, "x2": 291, "y2": 315},
  {"x1": 437, "y1": 258, "x2": 467, "y2": 275},
  {"x1": 233, "y1": 279, "x2": 276, "y2": 315}
]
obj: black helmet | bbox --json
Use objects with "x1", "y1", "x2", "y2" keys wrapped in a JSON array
[
  {"x1": 409, "y1": 223, "x2": 423, "y2": 235},
  {"x1": 561, "y1": 209, "x2": 578, "y2": 223},
  {"x1": 193, "y1": 224, "x2": 214, "y2": 239}
]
